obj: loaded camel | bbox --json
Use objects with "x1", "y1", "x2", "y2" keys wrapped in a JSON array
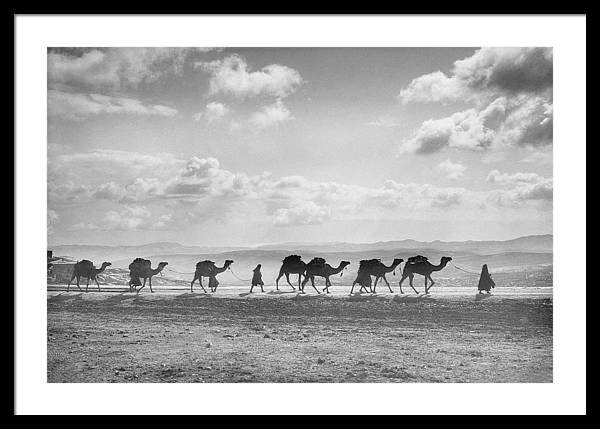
[
  {"x1": 190, "y1": 260, "x2": 234, "y2": 293},
  {"x1": 275, "y1": 255, "x2": 307, "y2": 291},
  {"x1": 67, "y1": 260, "x2": 112, "y2": 292},
  {"x1": 128, "y1": 258, "x2": 168, "y2": 293},
  {"x1": 398, "y1": 256, "x2": 452, "y2": 294},
  {"x1": 351, "y1": 258, "x2": 403, "y2": 294},
  {"x1": 301, "y1": 258, "x2": 351, "y2": 294}
]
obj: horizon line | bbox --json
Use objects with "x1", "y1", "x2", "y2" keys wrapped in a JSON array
[{"x1": 48, "y1": 233, "x2": 553, "y2": 249}]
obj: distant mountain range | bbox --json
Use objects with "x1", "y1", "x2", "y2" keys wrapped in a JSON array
[
  {"x1": 252, "y1": 234, "x2": 553, "y2": 254},
  {"x1": 50, "y1": 235, "x2": 553, "y2": 273}
]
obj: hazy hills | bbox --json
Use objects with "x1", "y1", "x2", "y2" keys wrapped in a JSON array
[
  {"x1": 51, "y1": 235, "x2": 552, "y2": 283},
  {"x1": 51, "y1": 234, "x2": 552, "y2": 264}
]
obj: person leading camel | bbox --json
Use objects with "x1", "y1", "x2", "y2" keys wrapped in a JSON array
[
  {"x1": 477, "y1": 264, "x2": 495, "y2": 294},
  {"x1": 250, "y1": 264, "x2": 265, "y2": 293}
]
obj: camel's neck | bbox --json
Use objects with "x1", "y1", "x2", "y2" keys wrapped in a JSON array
[
  {"x1": 95, "y1": 264, "x2": 109, "y2": 274},
  {"x1": 152, "y1": 265, "x2": 166, "y2": 275},
  {"x1": 330, "y1": 263, "x2": 346, "y2": 275},
  {"x1": 385, "y1": 261, "x2": 402, "y2": 272},
  {"x1": 216, "y1": 264, "x2": 231, "y2": 273},
  {"x1": 433, "y1": 260, "x2": 449, "y2": 271}
]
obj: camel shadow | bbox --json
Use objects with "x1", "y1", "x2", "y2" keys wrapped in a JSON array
[
  {"x1": 175, "y1": 292, "x2": 212, "y2": 300},
  {"x1": 48, "y1": 292, "x2": 83, "y2": 303},
  {"x1": 103, "y1": 292, "x2": 138, "y2": 305},
  {"x1": 347, "y1": 293, "x2": 387, "y2": 302},
  {"x1": 266, "y1": 290, "x2": 297, "y2": 295},
  {"x1": 239, "y1": 292, "x2": 261, "y2": 298},
  {"x1": 392, "y1": 294, "x2": 435, "y2": 304}
]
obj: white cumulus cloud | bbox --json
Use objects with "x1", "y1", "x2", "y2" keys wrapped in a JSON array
[
  {"x1": 438, "y1": 159, "x2": 467, "y2": 179},
  {"x1": 196, "y1": 54, "x2": 303, "y2": 99},
  {"x1": 273, "y1": 201, "x2": 332, "y2": 227}
]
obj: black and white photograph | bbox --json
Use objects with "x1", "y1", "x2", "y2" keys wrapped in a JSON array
[{"x1": 15, "y1": 15, "x2": 586, "y2": 415}]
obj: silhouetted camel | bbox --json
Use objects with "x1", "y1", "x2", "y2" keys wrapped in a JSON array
[
  {"x1": 301, "y1": 258, "x2": 351, "y2": 294},
  {"x1": 352, "y1": 258, "x2": 403, "y2": 293},
  {"x1": 399, "y1": 256, "x2": 452, "y2": 294},
  {"x1": 191, "y1": 260, "x2": 234, "y2": 293},
  {"x1": 275, "y1": 255, "x2": 307, "y2": 291},
  {"x1": 128, "y1": 258, "x2": 168, "y2": 293},
  {"x1": 67, "y1": 260, "x2": 111, "y2": 292}
]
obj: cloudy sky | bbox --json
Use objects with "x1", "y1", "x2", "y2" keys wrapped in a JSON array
[{"x1": 47, "y1": 47, "x2": 553, "y2": 246}]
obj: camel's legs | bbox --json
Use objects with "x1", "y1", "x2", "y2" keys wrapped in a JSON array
[
  {"x1": 307, "y1": 276, "x2": 320, "y2": 294},
  {"x1": 149, "y1": 277, "x2": 153, "y2": 293},
  {"x1": 67, "y1": 273, "x2": 78, "y2": 292},
  {"x1": 85, "y1": 277, "x2": 90, "y2": 293},
  {"x1": 138, "y1": 278, "x2": 146, "y2": 293},
  {"x1": 425, "y1": 275, "x2": 435, "y2": 294},
  {"x1": 398, "y1": 274, "x2": 407, "y2": 294},
  {"x1": 322, "y1": 277, "x2": 331, "y2": 294},
  {"x1": 350, "y1": 281, "x2": 356, "y2": 295},
  {"x1": 275, "y1": 272, "x2": 282, "y2": 290},
  {"x1": 95, "y1": 277, "x2": 101, "y2": 292},
  {"x1": 408, "y1": 275, "x2": 419, "y2": 294},
  {"x1": 191, "y1": 275, "x2": 207, "y2": 293},
  {"x1": 382, "y1": 275, "x2": 394, "y2": 293},
  {"x1": 373, "y1": 276, "x2": 380, "y2": 293},
  {"x1": 198, "y1": 277, "x2": 207, "y2": 293}
]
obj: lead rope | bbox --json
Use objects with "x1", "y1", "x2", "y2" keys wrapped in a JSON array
[
  {"x1": 165, "y1": 268, "x2": 196, "y2": 275},
  {"x1": 450, "y1": 262, "x2": 483, "y2": 275},
  {"x1": 228, "y1": 267, "x2": 252, "y2": 282}
]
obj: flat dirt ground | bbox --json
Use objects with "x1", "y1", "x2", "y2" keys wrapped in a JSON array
[{"x1": 47, "y1": 289, "x2": 552, "y2": 383}]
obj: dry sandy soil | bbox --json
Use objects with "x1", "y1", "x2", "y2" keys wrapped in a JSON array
[{"x1": 47, "y1": 289, "x2": 552, "y2": 383}]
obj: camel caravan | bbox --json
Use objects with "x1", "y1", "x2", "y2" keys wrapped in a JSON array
[{"x1": 63, "y1": 253, "x2": 454, "y2": 295}]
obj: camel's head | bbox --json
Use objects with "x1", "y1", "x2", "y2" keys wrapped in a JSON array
[
  {"x1": 441, "y1": 256, "x2": 453, "y2": 264},
  {"x1": 158, "y1": 261, "x2": 169, "y2": 268},
  {"x1": 101, "y1": 262, "x2": 112, "y2": 268},
  {"x1": 224, "y1": 259, "x2": 234, "y2": 267},
  {"x1": 392, "y1": 258, "x2": 404, "y2": 265},
  {"x1": 341, "y1": 261, "x2": 351, "y2": 269}
]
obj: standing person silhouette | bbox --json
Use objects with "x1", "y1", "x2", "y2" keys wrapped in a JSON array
[
  {"x1": 478, "y1": 264, "x2": 496, "y2": 294},
  {"x1": 250, "y1": 264, "x2": 265, "y2": 293}
]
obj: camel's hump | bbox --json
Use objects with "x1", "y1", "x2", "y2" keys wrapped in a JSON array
[
  {"x1": 77, "y1": 259, "x2": 94, "y2": 268},
  {"x1": 282, "y1": 255, "x2": 302, "y2": 263},
  {"x1": 129, "y1": 258, "x2": 151, "y2": 270},
  {"x1": 307, "y1": 257, "x2": 326, "y2": 266},
  {"x1": 407, "y1": 255, "x2": 428, "y2": 264},
  {"x1": 359, "y1": 259, "x2": 381, "y2": 268}
]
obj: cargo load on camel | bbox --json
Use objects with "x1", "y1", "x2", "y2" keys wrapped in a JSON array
[
  {"x1": 194, "y1": 260, "x2": 220, "y2": 290},
  {"x1": 352, "y1": 259, "x2": 381, "y2": 292},
  {"x1": 282, "y1": 255, "x2": 302, "y2": 264},
  {"x1": 196, "y1": 260, "x2": 216, "y2": 273},
  {"x1": 128, "y1": 258, "x2": 151, "y2": 287},
  {"x1": 307, "y1": 257, "x2": 326, "y2": 267},
  {"x1": 407, "y1": 255, "x2": 428, "y2": 265}
]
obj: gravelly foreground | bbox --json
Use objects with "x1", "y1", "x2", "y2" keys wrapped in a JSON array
[{"x1": 47, "y1": 290, "x2": 552, "y2": 383}]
